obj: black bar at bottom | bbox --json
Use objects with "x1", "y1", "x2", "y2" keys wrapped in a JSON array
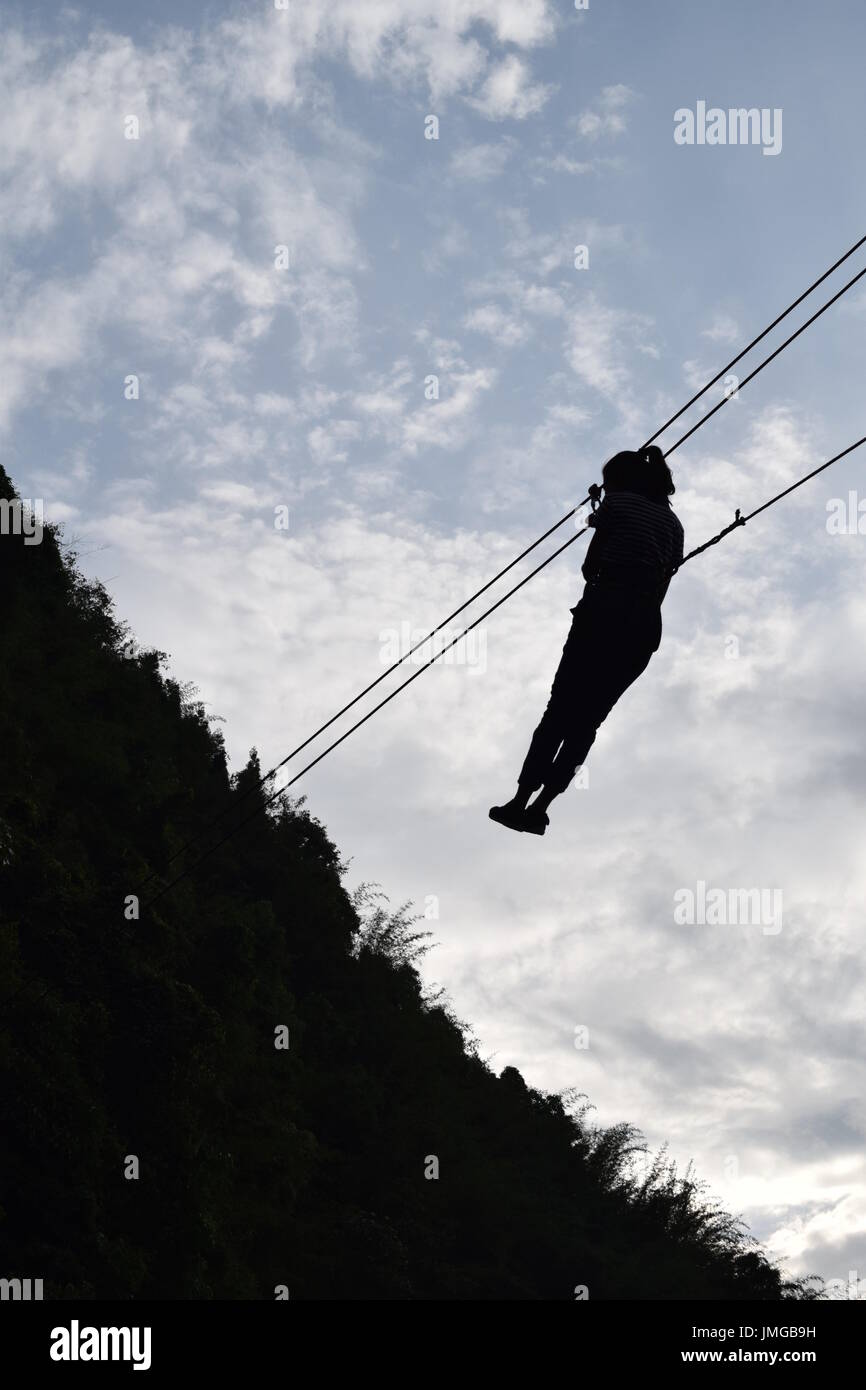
[{"x1": 0, "y1": 1296, "x2": 857, "y2": 1376}]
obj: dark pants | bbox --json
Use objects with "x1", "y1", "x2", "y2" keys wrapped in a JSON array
[{"x1": 518, "y1": 585, "x2": 662, "y2": 795}]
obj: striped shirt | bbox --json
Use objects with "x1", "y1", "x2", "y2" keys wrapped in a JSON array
[{"x1": 582, "y1": 489, "x2": 684, "y2": 593}]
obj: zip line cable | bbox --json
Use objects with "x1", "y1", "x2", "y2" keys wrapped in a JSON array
[
  {"x1": 643, "y1": 231, "x2": 866, "y2": 446},
  {"x1": 140, "y1": 431, "x2": 866, "y2": 915},
  {"x1": 134, "y1": 237, "x2": 866, "y2": 894},
  {"x1": 664, "y1": 262, "x2": 866, "y2": 457},
  {"x1": 2, "y1": 430, "x2": 864, "y2": 1024},
  {"x1": 674, "y1": 434, "x2": 866, "y2": 570}
]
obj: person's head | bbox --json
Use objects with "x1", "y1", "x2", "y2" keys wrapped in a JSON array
[{"x1": 602, "y1": 445, "x2": 675, "y2": 504}]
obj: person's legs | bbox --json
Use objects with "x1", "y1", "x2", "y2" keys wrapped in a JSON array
[
  {"x1": 535, "y1": 631, "x2": 656, "y2": 804},
  {"x1": 526, "y1": 781, "x2": 563, "y2": 817},
  {"x1": 514, "y1": 608, "x2": 586, "y2": 797},
  {"x1": 523, "y1": 596, "x2": 660, "y2": 820},
  {"x1": 490, "y1": 705, "x2": 565, "y2": 827},
  {"x1": 489, "y1": 609, "x2": 586, "y2": 832},
  {"x1": 522, "y1": 704, "x2": 598, "y2": 823},
  {"x1": 491, "y1": 593, "x2": 660, "y2": 833}
]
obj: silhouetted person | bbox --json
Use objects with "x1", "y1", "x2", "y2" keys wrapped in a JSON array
[{"x1": 490, "y1": 446, "x2": 684, "y2": 836}]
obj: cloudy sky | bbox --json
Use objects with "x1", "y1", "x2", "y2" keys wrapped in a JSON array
[{"x1": 3, "y1": 0, "x2": 866, "y2": 1295}]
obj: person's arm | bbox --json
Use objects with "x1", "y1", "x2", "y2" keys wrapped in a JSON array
[
  {"x1": 582, "y1": 496, "x2": 613, "y2": 579},
  {"x1": 586, "y1": 495, "x2": 614, "y2": 532},
  {"x1": 658, "y1": 519, "x2": 685, "y2": 603},
  {"x1": 581, "y1": 527, "x2": 604, "y2": 581}
]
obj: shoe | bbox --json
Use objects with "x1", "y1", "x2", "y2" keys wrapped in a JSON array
[
  {"x1": 522, "y1": 808, "x2": 549, "y2": 836},
  {"x1": 489, "y1": 802, "x2": 529, "y2": 833}
]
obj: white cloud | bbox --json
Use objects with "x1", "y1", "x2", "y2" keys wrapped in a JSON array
[
  {"x1": 200, "y1": 1, "x2": 557, "y2": 109},
  {"x1": 0, "y1": 4, "x2": 562, "y2": 429},
  {"x1": 463, "y1": 303, "x2": 532, "y2": 346},
  {"x1": 308, "y1": 419, "x2": 362, "y2": 466},
  {"x1": 0, "y1": 31, "x2": 372, "y2": 430},
  {"x1": 450, "y1": 141, "x2": 512, "y2": 181},
  {"x1": 530, "y1": 402, "x2": 592, "y2": 452},
  {"x1": 201, "y1": 481, "x2": 262, "y2": 509},
  {"x1": 564, "y1": 296, "x2": 656, "y2": 424},
  {"x1": 575, "y1": 83, "x2": 635, "y2": 140},
  {"x1": 538, "y1": 153, "x2": 598, "y2": 175},
  {"x1": 402, "y1": 366, "x2": 497, "y2": 452},
  {"x1": 702, "y1": 313, "x2": 741, "y2": 343},
  {"x1": 498, "y1": 206, "x2": 568, "y2": 274},
  {"x1": 467, "y1": 54, "x2": 554, "y2": 120}
]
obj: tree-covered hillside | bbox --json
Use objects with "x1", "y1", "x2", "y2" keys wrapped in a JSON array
[{"x1": 0, "y1": 465, "x2": 815, "y2": 1299}]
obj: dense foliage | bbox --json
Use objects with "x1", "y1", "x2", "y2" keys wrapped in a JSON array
[{"x1": 0, "y1": 465, "x2": 815, "y2": 1299}]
